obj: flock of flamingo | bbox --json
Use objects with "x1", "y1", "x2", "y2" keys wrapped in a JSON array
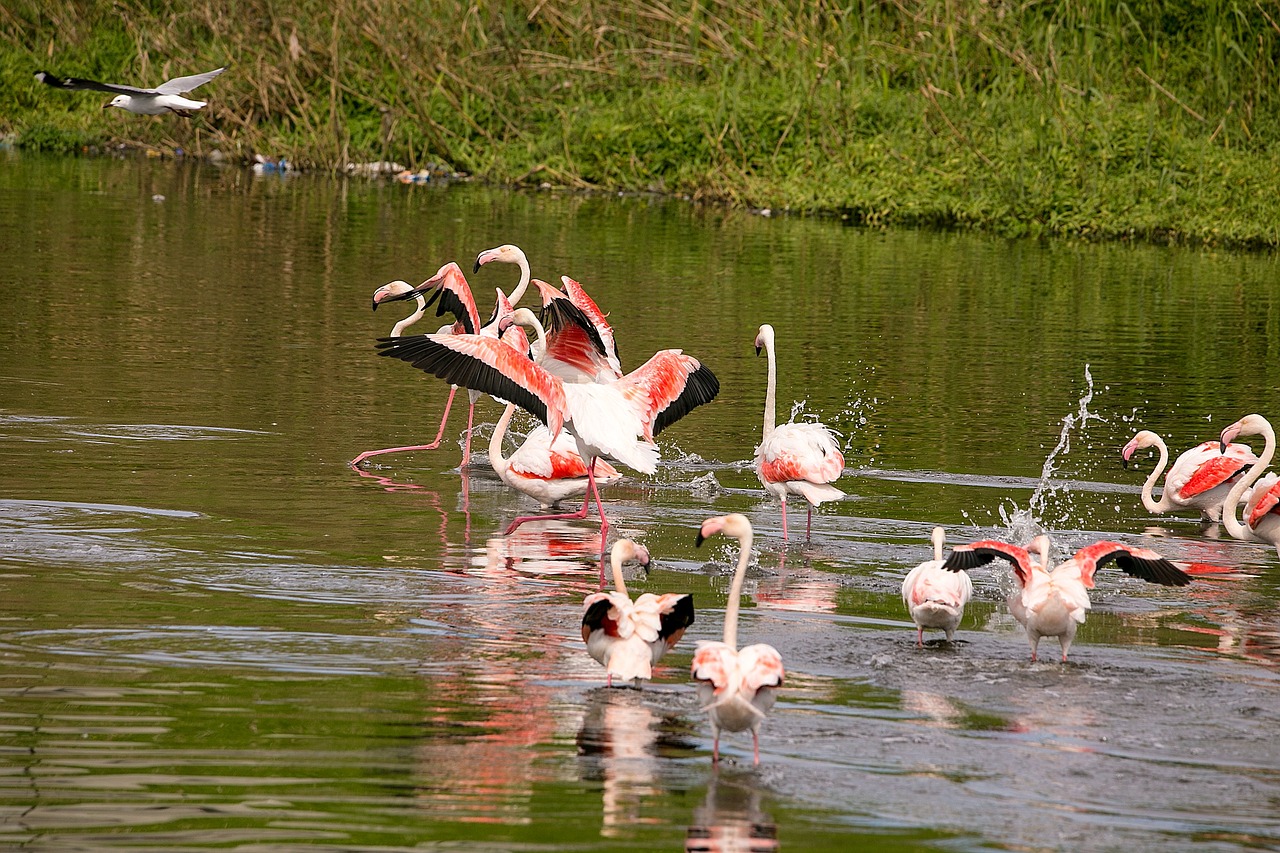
[{"x1": 352, "y1": 243, "x2": 1280, "y2": 765}]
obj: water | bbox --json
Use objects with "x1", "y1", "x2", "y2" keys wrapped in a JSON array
[{"x1": 1, "y1": 152, "x2": 1279, "y2": 851}]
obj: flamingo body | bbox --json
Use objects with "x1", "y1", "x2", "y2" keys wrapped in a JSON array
[
  {"x1": 901, "y1": 527, "x2": 973, "y2": 645},
  {"x1": 1122, "y1": 430, "x2": 1257, "y2": 521},
  {"x1": 693, "y1": 514, "x2": 784, "y2": 764},
  {"x1": 490, "y1": 403, "x2": 622, "y2": 508},
  {"x1": 1220, "y1": 415, "x2": 1280, "y2": 554},
  {"x1": 944, "y1": 537, "x2": 1189, "y2": 661},
  {"x1": 753, "y1": 324, "x2": 844, "y2": 539},
  {"x1": 582, "y1": 540, "x2": 695, "y2": 686}
]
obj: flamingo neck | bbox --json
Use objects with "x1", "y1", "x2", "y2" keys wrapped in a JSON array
[
  {"x1": 609, "y1": 549, "x2": 629, "y2": 597},
  {"x1": 488, "y1": 404, "x2": 516, "y2": 477},
  {"x1": 390, "y1": 295, "x2": 427, "y2": 337},
  {"x1": 1140, "y1": 437, "x2": 1174, "y2": 513},
  {"x1": 762, "y1": 338, "x2": 777, "y2": 440},
  {"x1": 723, "y1": 527, "x2": 753, "y2": 649},
  {"x1": 1223, "y1": 424, "x2": 1276, "y2": 540},
  {"x1": 931, "y1": 529, "x2": 945, "y2": 562},
  {"x1": 508, "y1": 250, "x2": 531, "y2": 307}
]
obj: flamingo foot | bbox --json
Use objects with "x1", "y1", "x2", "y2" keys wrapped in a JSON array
[
  {"x1": 349, "y1": 439, "x2": 445, "y2": 468},
  {"x1": 459, "y1": 402, "x2": 476, "y2": 468}
]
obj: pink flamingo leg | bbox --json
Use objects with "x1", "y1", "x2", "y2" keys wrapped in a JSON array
[
  {"x1": 712, "y1": 732, "x2": 720, "y2": 764},
  {"x1": 752, "y1": 730, "x2": 761, "y2": 766},
  {"x1": 780, "y1": 499, "x2": 789, "y2": 540},
  {"x1": 806, "y1": 503, "x2": 814, "y2": 539},
  {"x1": 502, "y1": 459, "x2": 606, "y2": 536},
  {"x1": 917, "y1": 626, "x2": 924, "y2": 648},
  {"x1": 349, "y1": 386, "x2": 458, "y2": 467},
  {"x1": 460, "y1": 399, "x2": 476, "y2": 468}
]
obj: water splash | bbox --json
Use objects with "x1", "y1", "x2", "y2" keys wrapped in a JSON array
[{"x1": 999, "y1": 365, "x2": 1104, "y2": 539}]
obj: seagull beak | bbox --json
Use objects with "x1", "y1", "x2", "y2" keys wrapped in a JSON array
[{"x1": 101, "y1": 102, "x2": 111, "y2": 110}]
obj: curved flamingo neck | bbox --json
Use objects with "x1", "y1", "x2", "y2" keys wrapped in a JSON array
[
  {"x1": 723, "y1": 527, "x2": 754, "y2": 649},
  {"x1": 761, "y1": 337, "x2": 777, "y2": 440},
  {"x1": 931, "y1": 528, "x2": 945, "y2": 562},
  {"x1": 1139, "y1": 436, "x2": 1174, "y2": 513},
  {"x1": 609, "y1": 548, "x2": 630, "y2": 597},
  {"x1": 391, "y1": 294, "x2": 427, "y2": 337},
  {"x1": 513, "y1": 309, "x2": 548, "y2": 351},
  {"x1": 489, "y1": 403, "x2": 516, "y2": 478},
  {"x1": 507, "y1": 248, "x2": 531, "y2": 307},
  {"x1": 1223, "y1": 423, "x2": 1276, "y2": 540}
]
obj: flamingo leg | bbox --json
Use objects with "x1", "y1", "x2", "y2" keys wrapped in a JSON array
[
  {"x1": 916, "y1": 626, "x2": 924, "y2": 648},
  {"x1": 780, "y1": 499, "x2": 789, "y2": 540},
  {"x1": 712, "y1": 732, "x2": 721, "y2": 764},
  {"x1": 460, "y1": 399, "x2": 476, "y2": 468},
  {"x1": 752, "y1": 730, "x2": 761, "y2": 766},
  {"x1": 349, "y1": 385, "x2": 458, "y2": 467},
  {"x1": 806, "y1": 502, "x2": 814, "y2": 539}
]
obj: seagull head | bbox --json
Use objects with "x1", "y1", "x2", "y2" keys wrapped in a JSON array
[{"x1": 105, "y1": 95, "x2": 131, "y2": 111}]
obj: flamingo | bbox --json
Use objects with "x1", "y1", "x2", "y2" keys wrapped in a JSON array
[
  {"x1": 375, "y1": 307, "x2": 719, "y2": 537},
  {"x1": 489, "y1": 402, "x2": 623, "y2": 508},
  {"x1": 582, "y1": 539, "x2": 695, "y2": 687},
  {"x1": 1121, "y1": 429, "x2": 1257, "y2": 521},
  {"x1": 524, "y1": 277, "x2": 623, "y2": 383},
  {"x1": 901, "y1": 526, "x2": 973, "y2": 646},
  {"x1": 473, "y1": 244, "x2": 535, "y2": 308},
  {"x1": 943, "y1": 535, "x2": 1191, "y2": 662},
  {"x1": 351, "y1": 263, "x2": 485, "y2": 469},
  {"x1": 753, "y1": 324, "x2": 844, "y2": 540},
  {"x1": 1219, "y1": 414, "x2": 1280, "y2": 554},
  {"x1": 692, "y1": 514, "x2": 785, "y2": 765}
]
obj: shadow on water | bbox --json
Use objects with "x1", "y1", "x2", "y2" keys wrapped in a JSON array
[{"x1": 1, "y1": 153, "x2": 1279, "y2": 850}]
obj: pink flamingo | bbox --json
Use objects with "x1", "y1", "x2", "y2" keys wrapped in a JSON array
[
  {"x1": 375, "y1": 306, "x2": 719, "y2": 537},
  {"x1": 943, "y1": 535, "x2": 1191, "y2": 662},
  {"x1": 473, "y1": 244, "x2": 535, "y2": 307},
  {"x1": 901, "y1": 526, "x2": 973, "y2": 646},
  {"x1": 582, "y1": 539, "x2": 695, "y2": 687},
  {"x1": 489, "y1": 402, "x2": 623, "y2": 509},
  {"x1": 753, "y1": 323, "x2": 844, "y2": 540},
  {"x1": 1219, "y1": 414, "x2": 1280, "y2": 554},
  {"x1": 525, "y1": 277, "x2": 623, "y2": 383},
  {"x1": 1122, "y1": 429, "x2": 1257, "y2": 521},
  {"x1": 692, "y1": 514, "x2": 784, "y2": 765},
  {"x1": 351, "y1": 263, "x2": 484, "y2": 469}
]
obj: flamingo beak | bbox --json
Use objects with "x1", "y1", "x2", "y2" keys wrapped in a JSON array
[
  {"x1": 754, "y1": 344, "x2": 762, "y2": 357},
  {"x1": 695, "y1": 531, "x2": 707, "y2": 547}
]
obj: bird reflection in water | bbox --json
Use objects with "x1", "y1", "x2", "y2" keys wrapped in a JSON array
[
  {"x1": 576, "y1": 689, "x2": 670, "y2": 837},
  {"x1": 483, "y1": 519, "x2": 608, "y2": 591},
  {"x1": 755, "y1": 548, "x2": 839, "y2": 614},
  {"x1": 685, "y1": 771, "x2": 779, "y2": 852},
  {"x1": 352, "y1": 466, "x2": 473, "y2": 547}
]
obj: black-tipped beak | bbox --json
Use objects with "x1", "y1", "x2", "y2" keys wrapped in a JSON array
[
  {"x1": 473, "y1": 257, "x2": 483, "y2": 273},
  {"x1": 695, "y1": 531, "x2": 707, "y2": 547},
  {"x1": 754, "y1": 345, "x2": 761, "y2": 357},
  {"x1": 1220, "y1": 440, "x2": 1229, "y2": 454},
  {"x1": 1122, "y1": 458, "x2": 1132, "y2": 470},
  {"x1": 371, "y1": 297, "x2": 380, "y2": 312}
]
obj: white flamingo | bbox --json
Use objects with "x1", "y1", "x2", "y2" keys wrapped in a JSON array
[
  {"x1": 1219, "y1": 414, "x2": 1280, "y2": 554},
  {"x1": 943, "y1": 535, "x2": 1190, "y2": 662},
  {"x1": 581, "y1": 539, "x2": 695, "y2": 687},
  {"x1": 1122, "y1": 429, "x2": 1257, "y2": 521},
  {"x1": 901, "y1": 527, "x2": 973, "y2": 646},
  {"x1": 692, "y1": 514, "x2": 785, "y2": 765},
  {"x1": 753, "y1": 324, "x2": 844, "y2": 540},
  {"x1": 489, "y1": 402, "x2": 622, "y2": 508}
]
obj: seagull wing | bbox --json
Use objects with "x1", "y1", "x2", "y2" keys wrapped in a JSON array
[
  {"x1": 155, "y1": 66, "x2": 227, "y2": 95},
  {"x1": 35, "y1": 71, "x2": 153, "y2": 96}
]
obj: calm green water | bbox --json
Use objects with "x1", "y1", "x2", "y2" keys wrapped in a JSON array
[{"x1": 1, "y1": 152, "x2": 1279, "y2": 851}]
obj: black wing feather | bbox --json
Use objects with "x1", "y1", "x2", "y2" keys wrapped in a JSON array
[
  {"x1": 376, "y1": 335, "x2": 547, "y2": 426},
  {"x1": 582, "y1": 598, "x2": 614, "y2": 633},
  {"x1": 942, "y1": 549, "x2": 1000, "y2": 572},
  {"x1": 540, "y1": 298, "x2": 608, "y2": 357},
  {"x1": 653, "y1": 364, "x2": 720, "y2": 437},
  {"x1": 659, "y1": 595, "x2": 695, "y2": 639},
  {"x1": 35, "y1": 71, "x2": 147, "y2": 95},
  {"x1": 424, "y1": 286, "x2": 476, "y2": 335},
  {"x1": 1103, "y1": 551, "x2": 1192, "y2": 587}
]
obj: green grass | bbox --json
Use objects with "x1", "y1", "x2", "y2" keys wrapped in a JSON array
[{"x1": 5, "y1": 0, "x2": 1280, "y2": 247}]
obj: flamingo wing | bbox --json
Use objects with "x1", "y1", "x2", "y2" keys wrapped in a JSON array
[
  {"x1": 561, "y1": 276, "x2": 620, "y2": 367},
  {"x1": 1247, "y1": 474, "x2": 1280, "y2": 528},
  {"x1": 942, "y1": 540, "x2": 1034, "y2": 587},
  {"x1": 582, "y1": 592, "x2": 625, "y2": 641},
  {"x1": 619, "y1": 350, "x2": 721, "y2": 439},
  {"x1": 1069, "y1": 541, "x2": 1192, "y2": 587},
  {"x1": 655, "y1": 594, "x2": 695, "y2": 647},
  {"x1": 756, "y1": 423, "x2": 844, "y2": 484},
  {"x1": 1172, "y1": 441, "x2": 1255, "y2": 498},
  {"x1": 691, "y1": 642, "x2": 735, "y2": 690},
  {"x1": 376, "y1": 332, "x2": 566, "y2": 437},
  {"x1": 738, "y1": 643, "x2": 785, "y2": 691}
]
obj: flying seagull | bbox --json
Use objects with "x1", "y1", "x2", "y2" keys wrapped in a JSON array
[{"x1": 34, "y1": 66, "x2": 227, "y2": 116}]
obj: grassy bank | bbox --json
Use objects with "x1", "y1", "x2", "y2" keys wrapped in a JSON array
[{"x1": 4, "y1": 1, "x2": 1280, "y2": 247}]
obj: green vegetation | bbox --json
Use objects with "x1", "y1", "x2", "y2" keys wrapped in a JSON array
[{"x1": 4, "y1": 1, "x2": 1280, "y2": 247}]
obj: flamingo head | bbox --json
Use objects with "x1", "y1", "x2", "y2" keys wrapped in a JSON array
[
  {"x1": 1028, "y1": 534, "x2": 1052, "y2": 571},
  {"x1": 611, "y1": 539, "x2": 651, "y2": 573},
  {"x1": 473, "y1": 244, "x2": 525, "y2": 272},
  {"x1": 754, "y1": 324, "x2": 775, "y2": 357},
  {"x1": 371, "y1": 279, "x2": 415, "y2": 311},
  {"x1": 1220, "y1": 414, "x2": 1271, "y2": 453},
  {"x1": 1121, "y1": 430, "x2": 1160, "y2": 467},
  {"x1": 498, "y1": 307, "x2": 540, "y2": 335},
  {"x1": 696, "y1": 513, "x2": 753, "y2": 547}
]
